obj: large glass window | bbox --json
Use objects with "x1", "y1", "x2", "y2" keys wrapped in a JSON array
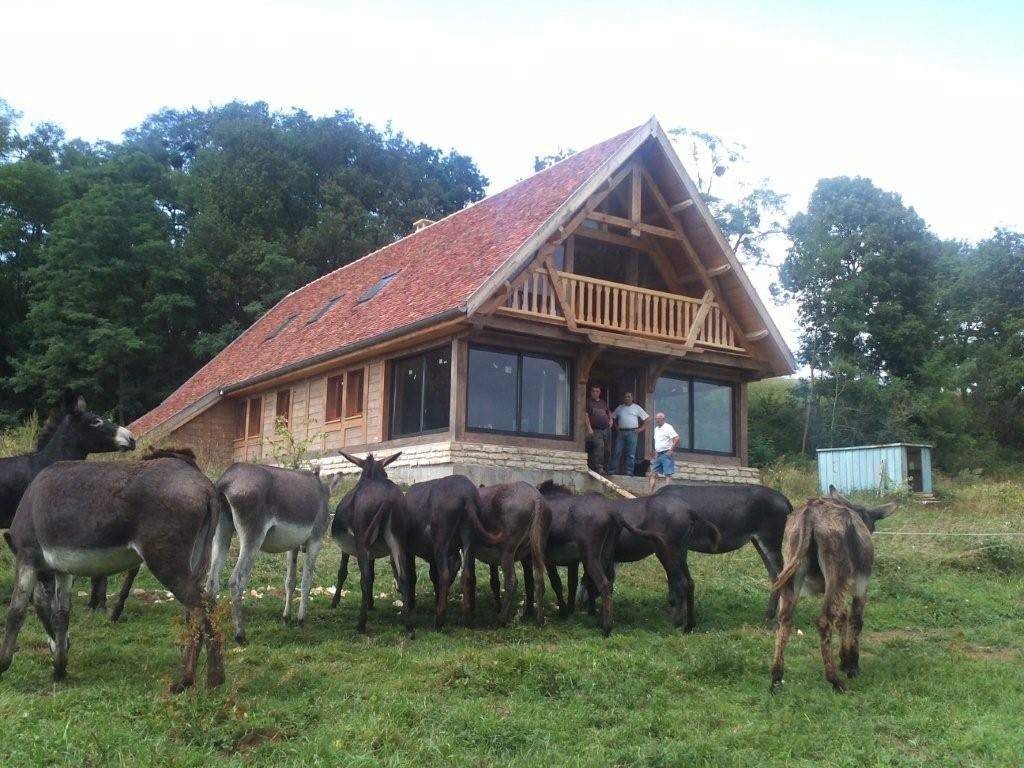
[
  {"x1": 652, "y1": 375, "x2": 734, "y2": 455},
  {"x1": 693, "y1": 381, "x2": 733, "y2": 453},
  {"x1": 467, "y1": 346, "x2": 572, "y2": 438},
  {"x1": 390, "y1": 347, "x2": 451, "y2": 437}
]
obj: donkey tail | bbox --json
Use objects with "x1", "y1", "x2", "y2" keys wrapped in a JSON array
[
  {"x1": 529, "y1": 498, "x2": 548, "y2": 576},
  {"x1": 193, "y1": 490, "x2": 223, "y2": 585},
  {"x1": 690, "y1": 511, "x2": 722, "y2": 553},
  {"x1": 466, "y1": 491, "x2": 504, "y2": 546},
  {"x1": 610, "y1": 510, "x2": 667, "y2": 548},
  {"x1": 772, "y1": 506, "x2": 812, "y2": 597},
  {"x1": 363, "y1": 502, "x2": 391, "y2": 549}
]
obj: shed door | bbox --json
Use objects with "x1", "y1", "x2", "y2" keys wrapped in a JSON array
[{"x1": 906, "y1": 447, "x2": 924, "y2": 492}]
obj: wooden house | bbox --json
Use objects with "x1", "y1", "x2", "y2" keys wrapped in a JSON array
[{"x1": 129, "y1": 117, "x2": 795, "y2": 487}]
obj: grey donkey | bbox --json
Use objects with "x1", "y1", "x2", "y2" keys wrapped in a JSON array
[{"x1": 207, "y1": 463, "x2": 342, "y2": 645}]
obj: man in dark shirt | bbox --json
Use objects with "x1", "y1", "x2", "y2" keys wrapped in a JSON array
[{"x1": 585, "y1": 385, "x2": 612, "y2": 474}]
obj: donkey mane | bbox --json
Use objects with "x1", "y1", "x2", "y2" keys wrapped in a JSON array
[
  {"x1": 143, "y1": 447, "x2": 198, "y2": 466},
  {"x1": 538, "y1": 479, "x2": 573, "y2": 497}
]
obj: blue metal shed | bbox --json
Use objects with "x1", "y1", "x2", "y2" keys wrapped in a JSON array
[{"x1": 817, "y1": 443, "x2": 932, "y2": 496}]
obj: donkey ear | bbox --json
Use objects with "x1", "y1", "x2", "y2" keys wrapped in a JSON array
[
  {"x1": 381, "y1": 451, "x2": 402, "y2": 467},
  {"x1": 337, "y1": 450, "x2": 364, "y2": 468},
  {"x1": 869, "y1": 502, "x2": 896, "y2": 521},
  {"x1": 829, "y1": 485, "x2": 852, "y2": 506},
  {"x1": 62, "y1": 388, "x2": 78, "y2": 415}
]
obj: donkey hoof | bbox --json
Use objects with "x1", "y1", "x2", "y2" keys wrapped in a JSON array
[
  {"x1": 169, "y1": 678, "x2": 194, "y2": 694},
  {"x1": 52, "y1": 667, "x2": 67, "y2": 682},
  {"x1": 830, "y1": 679, "x2": 848, "y2": 694},
  {"x1": 769, "y1": 679, "x2": 783, "y2": 695},
  {"x1": 297, "y1": 617, "x2": 306, "y2": 628},
  {"x1": 842, "y1": 663, "x2": 860, "y2": 678},
  {"x1": 234, "y1": 633, "x2": 247, "y2": 646}
]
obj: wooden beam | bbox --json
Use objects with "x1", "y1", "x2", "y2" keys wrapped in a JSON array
[
  {"x1": 578, "y1": 344, "x2": 606, "y2": 382},
  {"x1": 745, "y1": 328, "x2": 769, "y2": 341},
  {"x1": 586, "y1": 330, "x2": 703, "y2": 358},
  {"x1": 573, "y1": 225, "x2": 657, "y2": 252},
  {"x1": 587, "y1": 469, "x2": 636, "y2": 499},
  {"x1": 646, "y1": 356, "x2": 673, "y2": 393},
  {"x1": 554, "y1": 163, "x2": 634, "y2": 244},
  {"x1": 683, "y1": 290, "x2": 715, "y2": 352},
  {"x1": 708, "y1": 263, "x2": 732, "y2": 277},
  {"x1": 630, "y1": 165, "x2": 642, "y2": 237},
  {"x1": 565, "y1": 235, "x2": 575, "y2": 273},
  {"x1": 544, "y1": 257, "x2": 577, "y2": 332},
  {"x1": 587, "y1": 211, "x2": 683, "y2": 242},
  {"x1": 669, "y1": 199, "x2": 695, "y2": 214}
]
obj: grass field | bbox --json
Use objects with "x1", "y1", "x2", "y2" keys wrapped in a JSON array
[{"x1": 0, "y1": 466, "x2": 1022, "y2": 767}]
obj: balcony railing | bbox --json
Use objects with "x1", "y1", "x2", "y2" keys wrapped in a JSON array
[{"x1": 499, "y1": 268, "x2": 745, "y2": 353}]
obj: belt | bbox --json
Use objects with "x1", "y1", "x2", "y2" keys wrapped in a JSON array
[{"x1": 618, "y1": 427, "x2": 637, "y2": 431}]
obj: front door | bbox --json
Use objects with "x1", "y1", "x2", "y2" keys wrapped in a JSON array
[{"x1": 588, "y1": 365, "x2": 646, "y2": 471}]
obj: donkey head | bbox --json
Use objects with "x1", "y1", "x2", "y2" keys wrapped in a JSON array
[
  {"x1": 40, "y1": 389, "x2": 136, "y2": 457},
  {"x1": 828, "y1": 485, "x2": 896, "y2": 533},
  {"x1": 338, "y1": 450, "x2": 402, "y2": 483}
]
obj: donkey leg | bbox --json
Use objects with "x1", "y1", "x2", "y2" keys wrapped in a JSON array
[
  {"x1": 817, "y1": 585, "x2": 849, "y2": 693},
  {"x1": 206, "y1": 508, "x2": 235, "y2": 598},
  {"x1": 51, "y1": 573, "x2": 73, "y2": 681},
  {"x1": 0, "y1": 561, "x2": 38, "y2": 676},
  {"x1": 751, "y1": 536, "x2": 783, "y2": 621},
  {"x1": 655, "y1": 549, "x2": 691, "y2": 631},
  {"x1": 88, "y1": 576, "x2": 107, "y2": 612},
  {"x1": 547, "y1": 563, "x2": 567, "y2": 618},
  {"x1": 488, "y1": 564, "x2": 502, "y2": 612},
  {"x1": 282, "y1": 548, "x2": 298, "y2": 625},
  {"x1": 582, "y1": 544, "x2": 614, "y2": 637},
  {"x1": 432, "y1": 530, "x2": 452, "y2": 630},
  {"x1": 384, "y1": 530, "x2": 415, "y2": 640},
  {"x1": 108, "y1": 566, "x2": 139, "y2": 622},
  {"x1": 680, "y1": 552, "x2": 697, "y2": 632},
  {"x1": 227, "y1": 532, "x2": 263, "y2": 645},
  {"x1": 497, "y1": 554, "x2": 518, "y2": 627},
  {"x1": 356, "y1": 549, "x2": 373, "y2": 633},
  {"x1": 770, "y1": 586, "x2": 798, "y2": 693},
  {"x1": 567, "y1": 561, "x2": 580, "y2": 614},
  {"x1": 331, "y1": 552, "x2": 350, "y2": 609},
  {"x1": 522, "y1": 559, "x2": 535, "y2": 619},
  {"x1": 201, "y1": 592, "x2": 225, "y2": 689},
  {"x1": 32, "y1": 576, "x2": 56, "y2": 650},
  {"x1": 842, "y1": 594, "x2": 867, "y2": 678},
  {"x1": 297, "y1": 539, "x2": 323, "y2": 627}
]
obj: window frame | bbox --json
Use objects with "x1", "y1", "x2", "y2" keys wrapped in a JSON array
[
  {"x1": 345, "y1": 368, "x2": 365, "y2": 420},
  {"x1": 234, "y1": 396, "x2": 265, "y2": 442},
  {"x1": 388, "y1": 346, "x2": 452, "y2": 439},
  {"x1": 325, "y1": 374, "x2": 344, "y2": 423},
  {"x1": 275, "y1": 389, "x2": 292, "y2": 428},
  {"x1": 653, "y1": 373, "x2": 736, "y2": 457},
  {"x1": 465, "y1": 343, "x2": 574, "y2": 441}
]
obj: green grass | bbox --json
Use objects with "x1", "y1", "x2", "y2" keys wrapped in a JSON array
[{"x1": 0, "y1": 471, "x2": 1022, "y2": 766}]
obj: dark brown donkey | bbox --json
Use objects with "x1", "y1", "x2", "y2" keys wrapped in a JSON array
[
  {"x1": 769, "y1": 486, "x2": 895, "y2": 694},
  {"x1": 0, "y1": 448, "x2": 224, "y2": 692},
  {"x1": 535, "y1": 481, "x2": 622, "y2": 636},
  {"x1": 570, "y1": 493, "x2": 721, "y2": 631},
  {"x1": 0, "y1": 389, "x2": 135, "y2": 531},
  {"x1": 471, "y1": 482, "x2": 550, "y2": 627},
  {"x1": 330, "y1": 452, "x2": 415, "y2": 638}
]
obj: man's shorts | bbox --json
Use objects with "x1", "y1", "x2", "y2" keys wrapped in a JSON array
[{"x1": 651, "y1": 451, "x2": 675, "y2": 477}]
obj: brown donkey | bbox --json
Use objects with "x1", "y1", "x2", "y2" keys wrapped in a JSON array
[
  {"x1": 769, "y1": 486, "x2": 895, "y2": 693},
  {"x1": 0, "y1": 448, "x2": 224, "y2": 692}
]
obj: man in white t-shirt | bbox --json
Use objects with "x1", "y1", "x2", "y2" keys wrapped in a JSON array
[
  {"x1": 648, "y1": 411, "x2": 680, "y2": 493},
  {"x1": 610, "y1": 392, "x2": 649, "y2": 476}
]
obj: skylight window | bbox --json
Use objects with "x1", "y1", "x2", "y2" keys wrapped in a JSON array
[
  {"x1": 357, "y1": 271, "x2": 399, "y2": 304},
  {"x1": 264, "y1": 313, "x2": 297, "y2": 342},
  {"x1": 306, "y1": 295, "x2": 343, "y2": 325}
]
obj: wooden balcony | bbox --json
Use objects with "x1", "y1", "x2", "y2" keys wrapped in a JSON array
[{"x1": 497, "y1": 268, "x2": 746, "y2": 354}]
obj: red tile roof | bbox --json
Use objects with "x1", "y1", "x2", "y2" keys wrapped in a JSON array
[{"x1": 131, "y1": 126, "x2": 641, "y2": 436}]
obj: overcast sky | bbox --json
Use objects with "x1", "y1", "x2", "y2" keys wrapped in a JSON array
[{"x1": 5, "y1": 0, "x2": 1022, "y2": 351}]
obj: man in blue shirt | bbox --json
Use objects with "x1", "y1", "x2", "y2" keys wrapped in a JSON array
[{"x1": 610, "y1": 392, "x2": 649, "y2": 476}]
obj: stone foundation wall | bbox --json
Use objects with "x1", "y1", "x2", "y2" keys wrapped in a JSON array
[{"x1": 305, "y1": 441, "x2": 757, "y2": 491}]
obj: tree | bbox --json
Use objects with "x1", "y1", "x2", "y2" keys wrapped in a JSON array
[
  {"x1": 9, "y1": 182, "x2": 193, "y2": 420},
  {"x1": 776, "y1": 176, "x2": 942, "y2": 380},
  {"x1": 668, "y1": 128, "x2": 787, "y2": 266}
]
